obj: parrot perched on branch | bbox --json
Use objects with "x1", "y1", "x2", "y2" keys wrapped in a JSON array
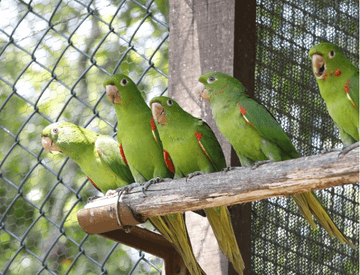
[
  {"x1": 103, "y1": 74, "x2": 205, "y2": 275},
  {"x1": 149, "y1": 96, "x2": 245, "y2": 274},
  {"x1": 196, "y1": 71, "x2": 354, "y2": 248},
  {"x1": 41, "y1": 121, "x2": 134, "y2": 194},
  {"x1": 309, "y1": 42, "x2": 359, "y2": 146}
]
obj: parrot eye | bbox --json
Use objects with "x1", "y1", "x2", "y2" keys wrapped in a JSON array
[
  {"x1": 120, "y1": 78, "x2": 128, "y2": 86},
  {"x1": 52, "y1": 128, "x2": 59, "y2": 135},
  {"x1": 329, "y1": 50, "x2": 335, "y2": 59},
  {"x1": 207, "y1": 76, "x2": 217, "y2": 83},
  {"x1": 166, "y1": 99, "x2": 173, "y2": 106}
]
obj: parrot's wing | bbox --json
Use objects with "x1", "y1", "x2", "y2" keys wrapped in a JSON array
[
  {"x1": 346, "y1": 72, "x2": 359, "y2": 110},
  {"x1": 95, "y1": 136, "x2": 134, "y2": 183},
  {"x1": 238, "y1": 98, "x2": 299, "y2": 158},
  {"x1": 195, "y1": 119, "x2": 227, "y2": 171},
  {"x1": 151, "y1": 118, "x2": 175, "y2": 173},
  {"x1": 150, "y1": 118, "x2": 163, "y2": 147}
]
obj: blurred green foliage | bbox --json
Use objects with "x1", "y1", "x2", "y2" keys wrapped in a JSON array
[{"x1": 0, "y1": 0, "x2": 168, "y2": 274}]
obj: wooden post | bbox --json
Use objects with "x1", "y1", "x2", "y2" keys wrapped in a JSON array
[
  {"x1": 229, "y1": 2, "x2": 257, "y2": 274},
  {"x1": 168, "y1": 0, "x2": 255, "y2": 273},
  {"x1": 169, "y1": 0, "x2": 235, "y2": 273}
]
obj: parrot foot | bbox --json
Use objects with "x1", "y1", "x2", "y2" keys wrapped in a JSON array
[
  {"x1": 141, "y1": 177, "x2": 163, "y2": 196},
  {"x1": 338, "y1": 142, "x2": 359, "y2": 158},
  {"x1": 105, "y1": 183, "x2": 140, "y2": 197},
  {"x1": 87, "y1": 195, "x2": 102, "y2": 203},
  {"x1": 186, "y1": 171, "x2": 205, "y2": 182},
  {"x1": 251, "y1": 160, "x2": 272, "y2": 170},
  {"x1": 221, "y1": 166, "x2": 235, "y2": 173}
]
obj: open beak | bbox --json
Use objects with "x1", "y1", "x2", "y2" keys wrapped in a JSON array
[
  {"x1": 41, "y1": 136, "x2": 62, "y2": 153},
  {"x1": 151, "y1": 102, "x2": 166, "y2": 125},
  {"x1": 312, "y1": 54, "x2": 327, "y2": 79},
  {"x1": 106, "y1": 84, "x2": 121, "y2": 104},
  {"x1": 194, "y1": 82, "x2": 210, "y2": 100}
]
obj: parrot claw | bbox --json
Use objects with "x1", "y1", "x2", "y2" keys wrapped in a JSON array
[
  {"x1": 221, "y1": 166, "x2": 235, "y2": 173},
  {"x1": 87, "y1": 195, "x2": 102, "y2": 203},
  {"x1": 105, "y1": 183, "x2": 140, "y2": 197},
  {"x1": 141, "y1": 177, "x2": 163, "y2": 196},
  {"x1": 338, "y1": 142, "x2": 359, "y2": 158},
  {"x1": 251, "y1": 160, "x2": 272, "y2": 170},
  {"x1": 186, "y1": 171, "x2": 205, "y2": 182}
]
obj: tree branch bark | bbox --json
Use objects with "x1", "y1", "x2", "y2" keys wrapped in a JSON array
[{"x1": 78, "y1": 144, "x2": 359, "y2": 233}]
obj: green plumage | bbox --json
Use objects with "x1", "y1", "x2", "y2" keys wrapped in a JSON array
[
  {"x1": 309, "y1": 42, "x2": 359, "y2": 145},
  {"x1": 103, "y1": 74, "x2": 204, "y2": 275},
  {"x1": 197, "y1": 71, "x2": 354, "y2": 248},
  {"x1": 41, "y1": 122, "x2": 134, "y2": 193},
  {"x1": 150, "y1": 96, "x2": 245, "y2": 274}
]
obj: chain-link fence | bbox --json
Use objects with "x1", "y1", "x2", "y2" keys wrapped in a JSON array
[
  {"x1": 0, "y1": 0, "x2": 359, "y2": 275},
  {"x1": 0, "y1": 0, "x2": 168, "y2": 274},
  {"x1": 252, "y1": 0, "x2": 359, "y2": 274}
]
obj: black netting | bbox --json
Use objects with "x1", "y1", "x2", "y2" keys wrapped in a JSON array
[
  {"x1": 252, "y1": 0, "x2": 359, "y2": 274},
  {"x1": 0, "y1": 0, "x2": 167, "y2": 274}
]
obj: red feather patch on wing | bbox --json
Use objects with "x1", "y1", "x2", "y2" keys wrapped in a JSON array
[
  {"x1": 238, "y1": 105, "x2": 255, "y2": 128},
  {"x1": 87, "y1": 176, "x2": 102, "y2": 192},
  {"x1": 344, "y1": 79, "x2": 358, "y2": 110},
  {"x1": 150, "y1": 118, "x2": 157, "y2": 130},
  {"x1": 163, "y1": 149, "x2": 175, "y2": 173},
  {"x1": 119, "y1": 144, "x2": 128, "y2": 165},
  {"x1": 150, "y1": 118, "x2": 158, "y2": 143},
  {"x1": 195, "y1": 131, "x2": 215, "y2": 166}
]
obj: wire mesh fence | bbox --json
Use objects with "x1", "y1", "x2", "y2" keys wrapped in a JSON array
[
  {"x1": 0, "y1": 0, "x2": 358, "y2": 275},
  {"x1": 252, "y1": 0, "x2": 359, "y2": 274},
  {"x1": 0, "y1": 0, "x2": 168, "y2": 274}
]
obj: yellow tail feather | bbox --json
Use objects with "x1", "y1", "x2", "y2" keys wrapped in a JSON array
[
  {"x1": 204, "y1": 206, "x2": 245, "y2": 275},
  {"x1": 293, "y1": 192, "x2": 354, "y2": 248},
  {"x1": 149, "y1": 215, "x2": 206, "y2": 275}
]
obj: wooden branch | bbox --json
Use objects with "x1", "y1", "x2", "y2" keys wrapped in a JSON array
[{"x1": 79, "y1": 144, "x2": 359, "y2": 230}]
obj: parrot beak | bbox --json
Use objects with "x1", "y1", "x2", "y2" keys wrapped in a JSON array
[
  {"x1": 151, "y1": 102, "x2": 166, "y2": 125},
  {"x1": 312, "y1": 54, "x2": 327, "y2": 79},
  {"x1": 194, "y1": 82, "x2": 210, "y2": 101},
  {"x1": 41, "y1": 136, "x2": 62, "y2": 153},
  {"x1": 106, "y1": 84, "x2": 121, "y2": 104}
]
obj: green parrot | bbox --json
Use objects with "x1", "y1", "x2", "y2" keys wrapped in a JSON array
[
  {"x1": 196, "y1": 71, "x2": 354, "y2": 248},
  {"x1": 41, "y1": 121, "x2": 134, "y2": 194},
  {"x1": 309, "y1": 42, "x2": 359, "y2": 146},
  {"x1": 103, "y1": 74, "x2": 205, "y2": 275},
  {"x1": 149, "y1": 96, "x2": 245, "y2": 274}
]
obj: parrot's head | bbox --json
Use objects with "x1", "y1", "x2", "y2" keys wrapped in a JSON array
[
  {"x1": 195, "y1": 71, "x2": 246, "y2": 102},
  {"x1": 150, "y1": 96, "x2": 183, "y2": 126},
  {"x1": 309, "y1": 42, "x2": 351, "y2": 81},
  {"x1": 103, "y1": 74, "x2": 139, "y2": 106},
  {"x1": 41, "y1": 122, "x2": 96, "y2": 156}
]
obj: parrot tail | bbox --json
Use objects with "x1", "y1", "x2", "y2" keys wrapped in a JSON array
[
  {"x1": 204, "y1": 206, "x2": 245, "y2": 275},
  {"x1": 149, "y1": 214, "x2": 206, "y2": 275},
  {"x1": 292, "y1": 191, "x2": 354, "y2": 248}
]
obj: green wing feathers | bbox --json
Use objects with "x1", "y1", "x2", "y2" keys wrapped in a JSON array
[
  {"x1": 347, "y1": 73, "x2": 359, "y2": 111},
  {"x1": 238, "y1": 99, "x2": 299, "y2": 159},
  {"x1": 95, "y1": 137, "x2": 135, "y2": 184},
  {"x1": 195, "y1": 120, "x2": 227, "y2": 171}
]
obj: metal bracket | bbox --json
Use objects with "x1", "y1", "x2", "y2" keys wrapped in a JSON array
[{"x1": 77, "y1": 196, "x2": 189, "y2": 274}]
